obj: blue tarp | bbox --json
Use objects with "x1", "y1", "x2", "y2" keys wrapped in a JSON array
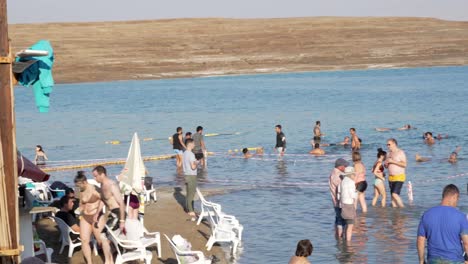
[{"x1": 16, "y1": 40, "x2": 55, "y2": 113}]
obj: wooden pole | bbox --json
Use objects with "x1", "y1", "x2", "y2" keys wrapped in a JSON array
[{"x1": 0, "y1": 0, "x2": 20, "y2": 262}]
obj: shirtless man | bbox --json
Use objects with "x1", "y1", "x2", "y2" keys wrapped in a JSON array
[
  {"x1": 424, "y1": 132, "x2": 435, "y2": 145},
  {"x1": 339, "y1": 136, "x2": 350, "y2": 146},
  {"x1": 309, "y1": 143, "x2": 325, "y2": 155},
  {"x1": 242, "y1": 148, "x2": 253, "y2": 159},
  {"x1": 350, "y1": 128, "x2": 361, "y2": 151},
  {"x1": 385, "y1": 138, "x2": 407, "y2": 208},
  {"x1": 92, "y1": 165, "x2": 126, "y2": 263},
  {"x1": 74, "y1": 172, "x2": 105, "y2": 264},
  {"x1": 313, "y1": 121, "x2": 324, "y2": 144},
  {"x1": 449, "y1": 146, "x2": 462, "y2": 163}
]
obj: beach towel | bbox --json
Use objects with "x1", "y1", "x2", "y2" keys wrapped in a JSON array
[{"x1": 16, "y1": 40, "x2": 55, "y2": 113}]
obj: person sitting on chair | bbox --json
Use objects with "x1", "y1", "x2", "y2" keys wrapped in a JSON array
[{"x1": 56, "y1": 196, "x2": 80, "y2": 240}]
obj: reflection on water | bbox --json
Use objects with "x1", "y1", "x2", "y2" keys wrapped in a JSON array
[{"x1": 14, "y1": 66, "x2": 468, "y2": 263}]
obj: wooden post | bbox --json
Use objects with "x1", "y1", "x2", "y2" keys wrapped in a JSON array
[{"x1": 0, "y1": 0, "x2": 20, "y2": 263}]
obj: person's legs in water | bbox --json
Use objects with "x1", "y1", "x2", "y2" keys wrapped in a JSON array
[
  {"x1": 377, "y1": 183, "x2": 386, "y2": 207},
  {"x1": 358, "y1": 191, "x2": 367, "y2": 213},
  {"x1": 345, "y1": 222, "x2": 353, "y2": 241},
  {"x1": 390, "y1": 182, "x2": 405, "y2": 208},
  {"x1": 334, "y1": 207, "x2": 344, "y2": 239},
  {"x1": 372, "y1": 185, "x2": 380, "y2": 207},
  {"x1": 80, "y1": 216, "x2": 95, "y2": 264}
]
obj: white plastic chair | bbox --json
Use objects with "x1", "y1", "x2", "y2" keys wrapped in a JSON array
[
  {"x1": 212, "y1": 207, "x2": 243, "y2": 242},
  {"x1": 34, "y1": 239, "x2": 53, "y2": 263},
  {"x1": 124, "y1": 218, "x2": 162, "y2": 258},
  {"x1": 144, "y1": 184, "x2": 157, "y2": 203},
  {"x1": 26, "y1": 182, "x2": 54, "y2": 205},
  {"x1": 164, "y1": 234, "x2": 212, "y2": 264},
  {"x1": 106, "y1": 225, "x2": 153, "y2": 264},
  {"x1": 141, "y1": 227, "x2": 162, "y2": 258},
  {"x1": 196, "y1": 188, "x2": 222, "y2": 225},
  {"x1": 53, "y1": 216, "x2": 97, "y2": 258},
  {"x1": 205, "y1": 211, "x2": 239, "y2": 255}
]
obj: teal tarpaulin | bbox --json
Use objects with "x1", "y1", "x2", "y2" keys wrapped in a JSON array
[{"x1": 16, "y1": 40, "x2": 55, "y2": 113}]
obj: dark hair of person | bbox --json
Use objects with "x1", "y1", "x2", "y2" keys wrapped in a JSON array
[
  {"x1": 350, "y1": 128, "x2": 356, "y2": 132},
  {"x1": 316, "y1": 121, "x2": 320, "y2": 125},
  {"x1": 59, "y1": 196, "x2": 74, "y2": 208},
  {"x1": 442, "y1": 184, "x2": 459, "y2": 198},
  {"x1": 185, "y1": 138, "x2": 194, "y2": 145},
  {"x1": 242, "y1": 148, "x2": 248, "y2": 154},
  {"x1": 36, "y1": 145, "x2": 44, "y2": 152},
  {"x1": 65, "y1": 188, "x2": 75, "y2": 196},
  {"x1": 426, "y1": 132, "x2": 433, "y2": 137},
  {"x1": 314, "y1": 143, "x2": 320, "y2": 149},
  {"x1": 388, "y1": 138, "x2": 398, "y2": 146},
  {"x1": 352, "y1": 151, "x2": 361, "y2": 162},
  {"x1": 196, "y1": 126, "x2": 203, "y2": 132},
  {"x1": 74, "y1": 171, "x2": 87, "y2": 183},
  {"x1": 93, "y1": 165, "x2": 107, "y2": 176},
  {"x1": 295, "y1": 239, "x2": 313, "y2": 257},
  {"x1": 177, "y1": 127, "x2": 182, "y2": 133},
  {"x1": 275, "y1": 124, "x2": 282, "y2": 130},
  {"x1": 185, "y1": 132, "x2": 192, "y2": 137},
  {"x1": 358, "y1": 138, "x2": 362, "y2": 143},
  {"x1": 377, "y1": 148, "x2": 387, "y2": 159}
]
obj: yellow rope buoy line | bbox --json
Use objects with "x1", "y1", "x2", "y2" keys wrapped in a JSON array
[
  {"x1": 105, "y1": 132, "x2": 241, "y2": 145},
  {"x1": 42, "y1": 152, "x2": 216, "y2": 172}
]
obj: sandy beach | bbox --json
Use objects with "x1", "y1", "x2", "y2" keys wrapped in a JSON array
[
  {"x1": 8, "y1": 17, "x2": 468, "y2": 84},
  {"x1": 35, "y1": 187, "x2": 231, "y2": 264}
]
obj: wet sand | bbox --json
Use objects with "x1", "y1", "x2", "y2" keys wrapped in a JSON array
[
  {"x1": 9, "y1": 17, "x2": 468, "y2": 84},
  {"x1": 35, "y1": 187, "x2": 230, "y2": 264}
]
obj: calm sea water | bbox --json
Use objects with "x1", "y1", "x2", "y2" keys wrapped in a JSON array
[{"x1": 15, "y1": 66, "x2": 468, "y2": 264}]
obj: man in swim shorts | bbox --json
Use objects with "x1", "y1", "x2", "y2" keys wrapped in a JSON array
[
  {"x1": 385, "y1": 138, "x2": 407, "y2": 208},
  {"x1": 192, "y1": 126, "x2": 206, "y2": 168},
  {"x1": 329, "y1": 158, "x2": 349, "y2": 238},
  {"x1": 313, "y1": 121, "x2": 324, "y2": 144},
  {"x1": 275, "y1": 125, "x2": 286, "y2": 156},
  {"x1": 93, "y1": 165, "x2": 127, "y2": 262},
  {"x1": 350, "y1": 128, "x2": 361, "y2": 151},
  {"x1": 172, "y1": 127, "x2": 187, "y2": 168}
]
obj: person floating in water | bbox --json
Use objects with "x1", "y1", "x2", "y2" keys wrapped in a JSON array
[
  {"x1": 424, "y1": 132, "x2": 436, "y2": 145},
  {"x1": 375, "y1": 124, "x2": 416, "y2": 132},
  {"x1": 275, "y1": 125, "x2": 286, "y2": 156},
  {"x1": 350, "y1": 128, "x2": 361, "y2": 151},
  {"x1": 309, "y1": 143, "x2": 325, "y2": 156},
  {"x1": 242, "y1": 148, "x2": 253, "y2": 159},
  {"x1": 338, "y1": 136, "x2": 350, "y2": 146},
  {"x1": 34, "y1": 145, "x2": 48, "y2": 165},
  {"x1": 415, "y1": 153, "x2": 431, "y2": 162},
  {"x1": 449, "y1": 146, "x2": 461, "y2": 163}
]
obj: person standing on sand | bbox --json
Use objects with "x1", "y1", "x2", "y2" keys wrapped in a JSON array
[
  {"x1": 289, "y1": 239, "x2": 313, "y2": 264},
  {"x1": 338, "y1": 166, "x2": 357, "y2": 242},
  {"x1": 352, "y1": 152, "x2": 367, "y2": 213},
  {"x1": 172, "y1": 127, "x2": 187, "y2": 168},
  {"x1": 275, "y1": 125, "x2": 286, "y2": 156},
  {"x1": 385, "y1": 138, "x2": 406, "y2": 208},
  {"x1": 417, "y1": 184, "x2": 468, "y2": 264},
  {"x1": 192, "y1": 126, "x2": 206, "y2": 168},
  {"x1": 372, "y1": 148, "x2": 387, "y2": 207},
  {"x1": 313, "y1": 121, "x2": 324, "y2": 144},
  {"x1": 350, "y1": 128, "x2": 361, "y2": 151},
  {"x1": 183, "y1": 139, "x2": 200, "y2": 221},
  {"x1": 329, "y1": 158, "x2": 349, "y2": 239}
]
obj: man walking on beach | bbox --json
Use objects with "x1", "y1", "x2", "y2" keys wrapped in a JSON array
[
  {"x1": 329, "y1": 158, "x2": 349, "y2": 239},
  {"x1": 385, "y1": 138, "x2": 406, "y2": 208},
  {"x1": 275, "y1": 125, "x2": 286, "y2": 156},
  {"x1": 417, "y1": 184, "x2": 468, "y2": 264},
  {"x1": 183, "y1": 139, "x2": 200, "y2": 221},
  {"x1": 193, "y1": 126, "x2": 206, "y2": 168},
  {"x1": 350, "y1": 128, "x2": 361, "y2": 151},
  {"x1": 172, "y1": 127, "x2": 187, "y2": 168}
]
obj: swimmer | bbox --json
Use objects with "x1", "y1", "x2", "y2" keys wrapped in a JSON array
[
  {"x1": 415, "y1": 153, "x2": 431, "y2": 162},
  {"x1": 449, "y1": 146, "x2": 461, "y2": 163},
  {"x1": 375, "y1": 127, "x2": 391, "y2": 132},
  {"x1": 437, "y1": 134, "x2": 449, "y2": 140},
  {"x1": 338, "y1": 136, "x2": 350, "y2": 146},
  {"x1": 255, "y1": 147, "x2": 264, "y2": 155},
  {"x1": 242, "y1": 148, "x2": 253, "y2": 159},
  {"x1": 397, "y1": 124, "x2": 415, "y2": 130},
  {"x1": 376, "y1": 124, "x2": 416, "y2": 132},
  {"x1": 424, "y1": 132, "x2": 435, "y2": 145},
  {"x1": 309, "y1": 143, "x2": 325, "y2": 156}
]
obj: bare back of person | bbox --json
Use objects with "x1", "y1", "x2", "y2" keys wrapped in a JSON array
[{"x1": 289, "y1": 256, "x2": 311, "y2": 264}]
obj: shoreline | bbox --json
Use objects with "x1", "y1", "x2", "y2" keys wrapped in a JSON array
[{"x1": 10, "y1": 17, "x2": 468, "y2": 84}]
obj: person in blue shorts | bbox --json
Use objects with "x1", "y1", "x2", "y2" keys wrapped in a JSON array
[{"x1": 417, "y1": 184, "x2": 468, "y2": 264}]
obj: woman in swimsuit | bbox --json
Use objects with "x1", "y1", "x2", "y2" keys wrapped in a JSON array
[
  {"x1": 34, "y1": 145, "x2": 48, "y2": 166},
  {"x1": 372, "y1": 148, "x2": 387, "y2": 207},
  {"x1": 74, "y1": 171, "x2": 103, "y2": 264},
  {"x1": 352, "y1": 151, "x2": 367, "y2": 213}
]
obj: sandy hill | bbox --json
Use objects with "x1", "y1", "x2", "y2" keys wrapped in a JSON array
[{"x1": 9, "y1": 17, "x2": 468, "y2": 83}]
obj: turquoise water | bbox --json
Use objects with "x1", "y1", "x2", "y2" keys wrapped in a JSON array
[{"x1": 15, "y1": 66, "x2": 468, "y2": 263}]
